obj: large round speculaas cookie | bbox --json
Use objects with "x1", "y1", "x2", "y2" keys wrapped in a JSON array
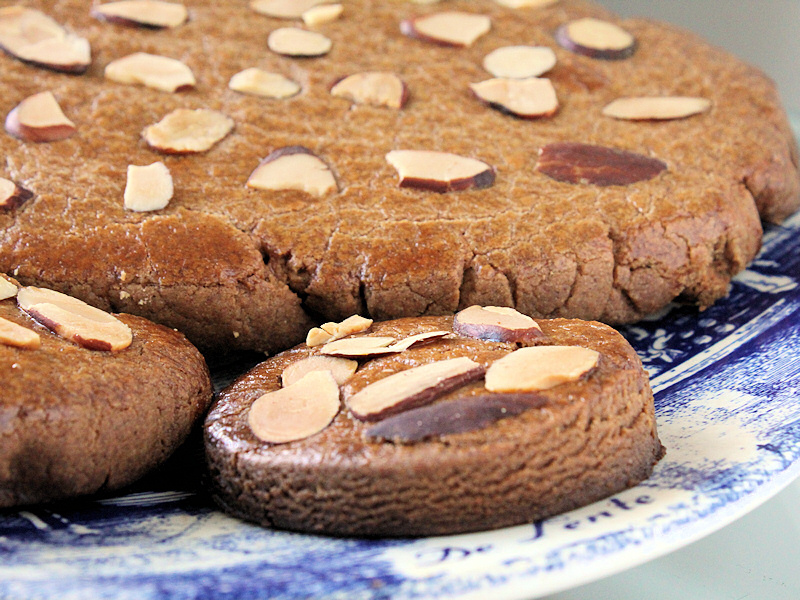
[
  {"x1": 205, "y1": 309, "x2": 663, "y2": 537},
  {"x1": 0, "y1": 276, "x2": 212, "y2": 507},
  {"x1": 0, "y1": 0, "x2": 797, "y2": 353}
]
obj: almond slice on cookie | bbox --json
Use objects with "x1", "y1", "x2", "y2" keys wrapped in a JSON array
[
  {"x1": 386, "y1": 150, "x2": 495, "y2": 192},
  {"x1": 248, "y1": 370, "x2": 340, "y2": 444},
  {"x1": 17, "y1": 287, "x2": 133, "y2": 351},
  {"x1": 346, "y1": 356, "x2": 485, "y2": 421},
  {"x1": 485, "y1": 345, "x2": 599, "y2": 391},
  {"x1": 0, "y1": 6, "x2": 91, "y2": 73}
]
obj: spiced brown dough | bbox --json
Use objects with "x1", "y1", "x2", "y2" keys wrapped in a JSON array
[
  {"x1": 0, "y1": 1, "x2": 798, "y2": 354},
  {"x1": 0, "y1": 299, "x2": 212, "y2": 507},
  {"x1": 205, "y1": 316, "x2": 663, "y2": 537}
]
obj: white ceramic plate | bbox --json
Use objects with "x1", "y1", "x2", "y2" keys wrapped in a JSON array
[{"x1": 1, "y1": 121, "x2": 798, "y2": 600}]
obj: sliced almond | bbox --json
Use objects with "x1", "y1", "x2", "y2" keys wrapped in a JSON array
[
  {"x1": 331, "y1": 72, "x2": 408, "y2": 109},
  {"x1": 247, "y1": 146, "x2": 338, "y2": 197},
  {"x1": 0, "y1": 274, "x2": 19, "y2": 300},
  {"x1": 346, "y1": 357, "x2": 485, "y2": 421},
  {"x1": 124, "y1": 162, "x2": 173, "y2": 212},
  {"x1": 302, "y1": 4, "x2": 343, "y2": 26},
  {"x1": 5, "y1": 91, "x2": 76, "y2": 143},
  {"x1": 268, "y1": 27, "x2": 332, "y2": 57},
  {"x1": 386, "y1": 150, "x2": 495, "y2": 193},
  {"x1": 536, "y1": 142, "x2": 667, "y2": 186},
  {"x1": 320, "y1": 336, "x2": 397, "y2": 358},
  {"x1": 228, "y1": 68, "x2": 301, "y2": 99},
  {"x1": 454, "y1": 305, "x2": 543, "y2": 342},
  {"x1": 493, "y1": 0, "x2": 560, "y2": 7},
  {"x1": 400, "y1": 12, "x2": 491, "y2": 47},
  {"x1": 470, "y1": 77, "x2": 558, "y2": 119},
  {"x1": 105, "y1": 52, "x2": 196, "y2": 93},
  {"x1": 556, "y1": 18, "x2": 636, "y2": 60},
  {"x1": 308, "y1": 314, "x2": 373, "y2": 347},
  {"x1": 483, "y1": 46, "x2": 556, "y2": 79},
  {"x1": 251, "y1": 0, "x2": 327, "y2": 19},
  {"x1": 143, "y1": 108, "x2": 234, "y2": 154},
  {"x1": 485, "y1": 345, "x2": 599, "y2": 392},
  {"x1": 17, "y1": 286, "x2": 133, "y2": 352},
  {"x1": 602, "y1": 96, "x2": 712, "y2": 121},
  {"x1": 0, "y1": 7, "x2": 91, "y2": 74},
  {"x1": 386, "y1": 330, "x2": 450, "y2": 352},
  {"x1": 0, "y1": 178, "x2": 34, "y2": 211},
  {"x1": 91, "y1": 1, "x2": 189, "y2": 29},
  {"x1": 248, "y1": 370, "x2": 340, "y2": 444},
  {"x1": 366, "y1": 394, "x2": 543, "y2": 442},
  {"x1": 321, "y1": 314, "x2": 373, "y2": 336},
  {"x1": 281, "y1": 355, "x2": 358, "y2": 387},
  {"x1": 307, "y1": 327, "x2": 334, "y2": 347},
  {"x1": 0, "y1": 316, "x2": 40, "y2": 350}
]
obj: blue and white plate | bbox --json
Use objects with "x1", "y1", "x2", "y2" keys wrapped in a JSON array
[{"x1": 1, "y1": 120, "x2": 799, "y2": 600}]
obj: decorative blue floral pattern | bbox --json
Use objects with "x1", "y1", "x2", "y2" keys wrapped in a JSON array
[{"x1": 1, "y1": 125, "x2": 799, "y2": 600}]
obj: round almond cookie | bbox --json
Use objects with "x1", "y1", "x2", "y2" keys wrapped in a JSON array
[
  {"x1": 0, "y1": 280, "x2": 212, "y2": 507},
  {"x1": 205, "y1": 308, "x2": 663, "y2": 536},
  {"x1": 0, "y1": 1, "x2": 797, "y2": 354}
]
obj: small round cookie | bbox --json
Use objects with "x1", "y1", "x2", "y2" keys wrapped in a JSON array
[
  {"x1": 205, "y1": 308, "x2": 663, "y2": 537},
  {"x1": 0, "y1": 279, "x2": 212, "y2": 507}
]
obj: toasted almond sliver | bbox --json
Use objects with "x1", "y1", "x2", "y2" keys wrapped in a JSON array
[
  {"x1": 143, "y1": 108, "x2": 234, "y2": 154},
  {"x1": 385, "y1": 150, "x2": 495, "y2": 193},
  {"x1": 454, "y1": 305, "x2": 543, "y2": 342},
  {"x1": 4, "y1": 91, "x2": 76, "y2": 143},
  {"x1": 0, "y1": 316, "x2": 40, "y2": 349},
  {"x1": 485, "y1": 345, "x2": 599, "y2": 392},
  {"x1": 306, "y1": 327, "x2": 333, "y2": 347},
  {"x1": 401, "y1": 12, "x2": 491, "y2": 47},
  {"x1": 91, "y1": 1, "x2": 189, "y2": 29},
  {"x1": 331, "y1": 72, "x2": 407, "y2": 109},
  {"x1": 556, "y1": 17, "x2": 636, "y2": 60},
  {"x1": 267, "y1": 27, "x2": 332, "y2": 57},
  {"x1": 124, "y1": 162, "x2": 173, "y2": 212},
  {"x1": 0, "y1": 274, "x2": 19, "y2": 300},
  {"x1": 250, "y1": 0, "x2": 327, "y2": 19},
  {"x1": 346, "y1": 357, "x2": 485, "y2": 421},
  {"x1": 302, "y1": 3, "x2": 343, "y2": 26},
  {"x1": 17, "y1": 286, "x2": 132, "y2": 352},
  {"x1": 281, "y1": 355, "x2": 358, "y2": 387},
  {"x1": 602, "y1": 96, "x2": 712, "y2": 121},
  {"x1": 536, "y1": 142, "x2": 667, "y2": 186},
  {"x1": 320, "y1": 314, "x2": 373, "y2": 339},
  {"x1": 247, "y1": 146, "x2": 338, "y2": 197},
  {"x1": 470, "y1": 77, "x2": 559, "y2": 119},
  {"x1": 105, "y1": 52, "x2": 196, "y2": 93},
  {"x1": 386, "y1": 330, "x2": 450, "y2": 352},
  {"x1": 0, "y1": 177, "x2": 33, "y2": 211},
  {"x1": 482, "y1": 45, "x2": 556, "y2": 79},
  {"x1": 248, "y1": 370, "x2": 340, "y2": 444},
  {"x1": 320, "y1": 336, "x2": 396, "y2": 357},
  {"x1": 0, "y1": 7, "x2": 91, "y2": 73},
  {"x1": 228, "y1": 68, "x2": 301, "y2": 99}
]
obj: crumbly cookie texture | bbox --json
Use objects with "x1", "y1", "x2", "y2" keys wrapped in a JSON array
[
  {"x1": 0, "y1": 293, "x2": 212, "y2": 507},
  {"x1": 0, "y1": 1, "x2": 797, "y2": 353},
  {"x1": 205, "y1": 313, "x2": 663, "y2": 536}
]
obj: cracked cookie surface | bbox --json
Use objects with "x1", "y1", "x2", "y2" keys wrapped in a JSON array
[{"x1": 0, "y1": 0, "x2": 797, "y2": 353}]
